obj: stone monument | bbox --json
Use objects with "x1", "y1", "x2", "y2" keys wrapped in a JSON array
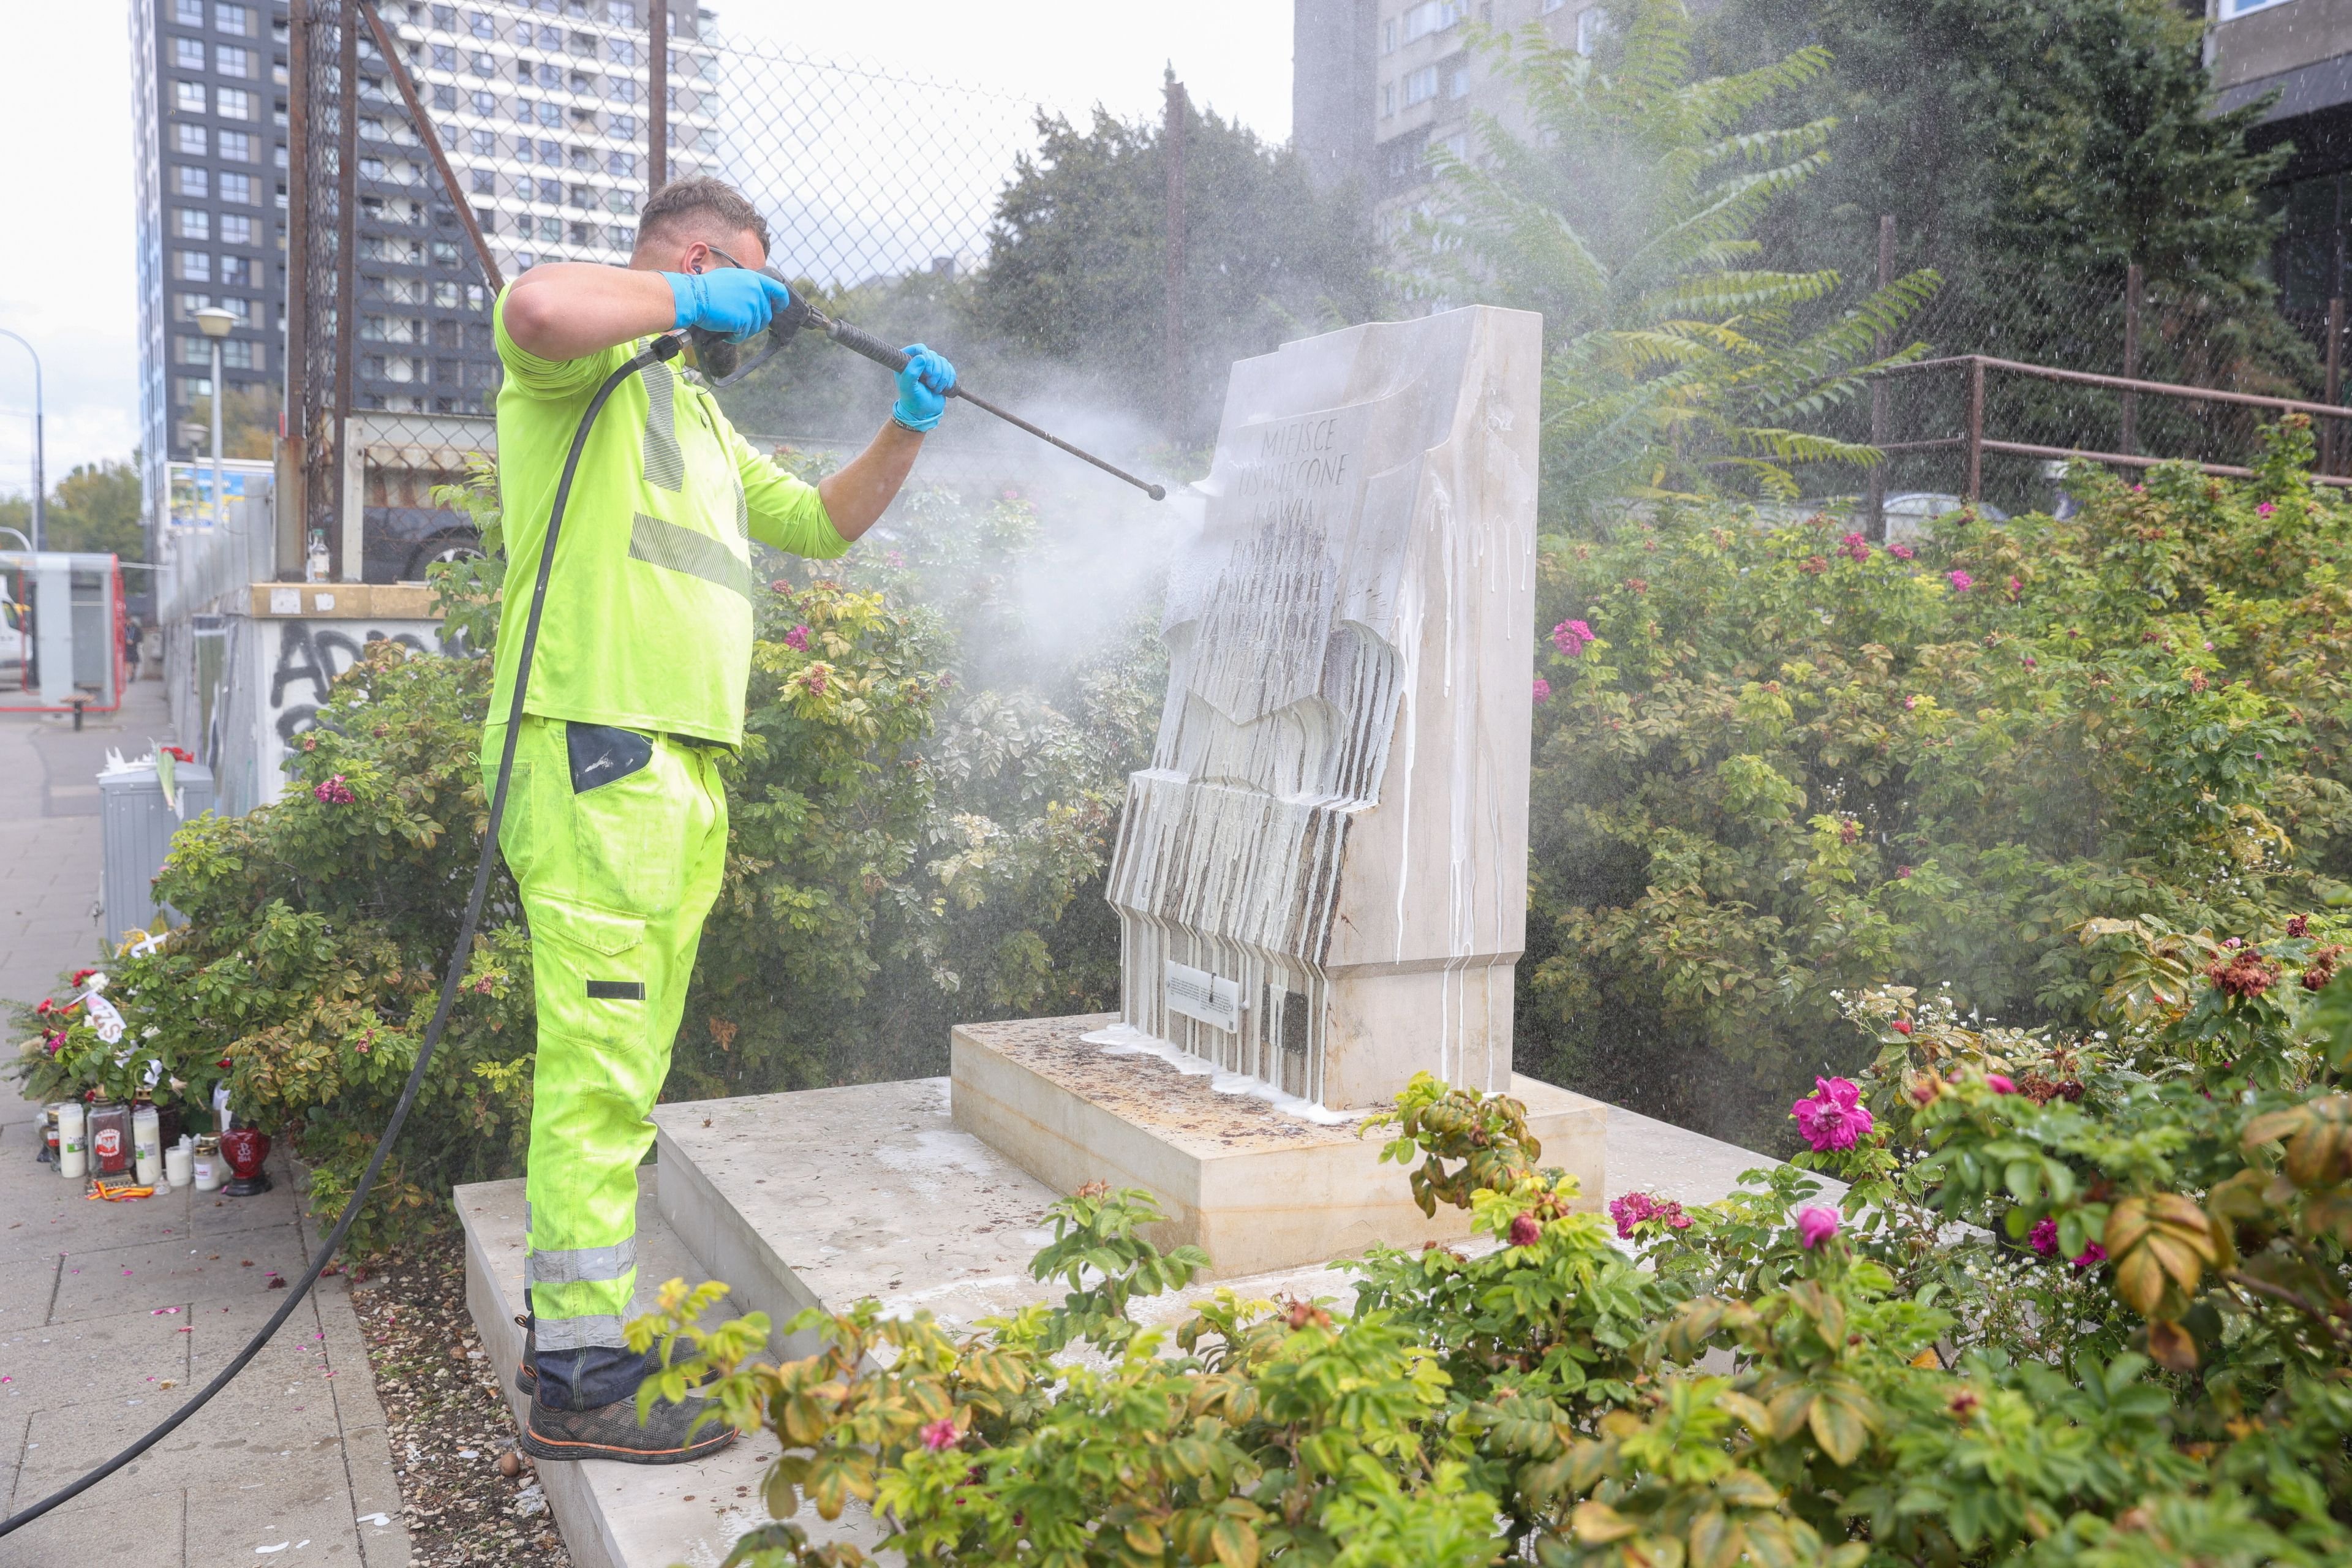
[{"x1": 949, "y1": 304, "x2": 1607, "y2": 1273}]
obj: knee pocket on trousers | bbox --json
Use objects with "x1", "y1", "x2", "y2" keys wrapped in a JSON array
[{"x1": 530, "y1": 900, "x2": 654, "y2": 1039}]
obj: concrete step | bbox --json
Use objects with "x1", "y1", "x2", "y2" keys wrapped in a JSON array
[{"x1": 459, "y1": 1074, "x2": 1826, "y2": 1568}]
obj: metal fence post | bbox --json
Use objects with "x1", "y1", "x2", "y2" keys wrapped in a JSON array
[
  {"x1": 280, "y1": 0, "x2": 312, "y2": 579},
  {"x1": 649, "y1": 1, "x2": 668, "y2": 194},
  {"x1": 332, "y1": 0, "x2": 359, "y2": 579},
  {"x1": 2120, "y1": 262, "x2": 2141, "y2": 456},
  {"x1": 1865, "y1": 213, "x2": 1892, "y2": 540},
  {"x1": 1966, "y1": 356, "x2": 1985, "y2": 502},
  {"x1": 2328, "y1": 297, "x2": 2344, "y2": 477},
  {"x1": 1164, "y1": 77, "x2": 1188, "y2": 440}
]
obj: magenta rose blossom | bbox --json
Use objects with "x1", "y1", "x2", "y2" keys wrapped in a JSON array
[
  {"x1": 1551, "y1": 619, "x2": 1596, "y2": 657},
  {"x1": 783, "y1": 624, "x2": 810, "y2": 652},
  {"x1": 1509, "y1": 1212, "x2": 1542, "y2": 1248},
  {"x1": 920, "y1": 1417, "x2": 958, "y2": 1452},
  {"x1": 312, "y1": 775, "x2": 356, "y2": 805},
  {"x1": 2072, "y1": 1240, "x2": 2108, "y2": 1270},
  {"x1": 1608, "y1": 1191, "x2": 1693, "y2": 1239},
  {"x1": 1796, "y1": 1206, "x2": 1840, "y2": 1250},
  {"x1": 1985, "y1": 1074, "x2": 2016, "y2": 1095},
  {"x1": 2029, "y1": 1218, "x2": 2059, "y2": 1257},
  {"x1": 1532, "y1": 677, "x2": 1551, "y2": 706},
  {"x1": 1948, "y1": 570, "x2": 1974, "y2": 593},
  {"x1": 1791, "y1": 1077, "x2": 1873, "y2": 1152}
]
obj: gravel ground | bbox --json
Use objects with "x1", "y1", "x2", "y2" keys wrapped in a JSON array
[{"x1": 350, "y1": 1231, "x2": 572, "y2": 1566}]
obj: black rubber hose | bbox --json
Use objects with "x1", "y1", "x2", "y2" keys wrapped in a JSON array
[{"x1": 0, "y1": 336, "x2": 682, "y2": 1540}]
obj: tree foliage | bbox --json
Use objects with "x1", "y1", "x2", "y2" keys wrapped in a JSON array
[
  {"x1": 1406, "y1": 0, "x2": 1939, "y2": 521},
  {"x1": 1697, "y1": 0, "x2": 2307, "y2": 407},
  {"x1": 0, "y1": 458, "x2": 146, "y2": 559},
  {"x1": 1522, "y1": 419, "x2": 2352, "y2": 1144},
  {"x1": 968, "y1": 84, "x2": 1381, "y2": 444}
]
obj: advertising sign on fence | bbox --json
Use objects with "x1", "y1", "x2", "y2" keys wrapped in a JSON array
[{"x1": 167, "y1": 461, "x2": 274, "y2": 530}]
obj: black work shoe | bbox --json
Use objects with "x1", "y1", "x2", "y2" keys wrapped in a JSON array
[
  {"x1": 518, "y1": 1390, "x2": 737, "y2": 1466},
  {"x1": 513, "y1": 1314, "x2": 538, "y2": 1396}
]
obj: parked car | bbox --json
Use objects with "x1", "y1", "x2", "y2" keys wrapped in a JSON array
[{"x1": 361, "y1": 506, "x2": 483, "y2": 584}]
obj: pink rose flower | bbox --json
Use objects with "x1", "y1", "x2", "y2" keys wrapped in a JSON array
[
  {"x1": 1840, "y1": 532, "x2": 1871, "y2": 563},
  {"x1": 2072, "y1": 1241, "x2": 2108, "y2": 1270},
  {"x1": 1796, "y1": 1206, "x2": 1840, "y2": 1250},
  {"x1": 1791, "y1": 1077, "x2": 1873, "y2": 1152},
  {"x1": 312, "y1": 775, "x2": 356, "y2": 805},
  {"x1": 1888, "y1": 543, "x2": 1916, "y2": 560},
  {"x1": 1986, "y1": 1074, "x2": 2016, "y2": 1095},
  {"x1": 1509, "y1": 1212, "x2": 1542, "y2": 1248},
  {"x1": 1551, "y1": 619, "x2": 1596, "y2": 656},
  {"x1": 2257, "y1": 501, "x2": 2276, "y2": 518},
  {"x1": 2029, "y1": 1218, "x2": 2059, "y2": 1257},
  {"x1": 1532, "y1": 677, "x2": 1551, "y2": 706},
  {"x1": 1607, "y1": 1191, "x2": 1692, "y2": 1239},
  {"x1": 1947, "y1": 570, "x2": 1973, "y2": 594},
  {"x1": 783, "y1": 624, "x2": 810, "y2": 652},
  {"x1": 920, "y1": 1417, "x2": 958, "y2": 1452}
]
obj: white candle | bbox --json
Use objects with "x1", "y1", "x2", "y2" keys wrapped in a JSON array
[
  {"x1": 164, "y1": 1139, "x2": 194, "y2": 1189},
  {"x1": 57, "y1": 1102, "x2": 85, "y2": 1180},
  {"x1": 133, "y1": 1104, "x2": 162, "y2": 1186},
  {"x1": 192, "y1": 1137, "x2": 222, "y2": 1192}
]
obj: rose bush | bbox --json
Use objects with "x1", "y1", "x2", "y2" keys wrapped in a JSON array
[
  {"x1": 632, "y1": 916, "x2": 2352, "y2": 1566},
  {"x1": 9, "y1": 475, "x2": 1159, "y2": 1245},
  {"x1": 1525, "y1": 417, "x2": 2352, "y2": 1145}
]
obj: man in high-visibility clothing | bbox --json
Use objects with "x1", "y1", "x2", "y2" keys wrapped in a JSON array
[{"x1": 488, "y1": 176, "x2": 955, "y2": 1464}]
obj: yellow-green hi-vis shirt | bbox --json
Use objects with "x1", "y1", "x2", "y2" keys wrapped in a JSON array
[{"x1": 488, "y1": 288, "x2": 849, "y2": 747}]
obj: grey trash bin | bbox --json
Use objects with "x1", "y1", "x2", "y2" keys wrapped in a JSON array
[{"x1": 100, "y1": 760, "x2": 215, "y2": 941}]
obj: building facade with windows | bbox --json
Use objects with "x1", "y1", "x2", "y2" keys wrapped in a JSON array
[
  {"x1": 2209, "y1": 0, "x2": 2352, "y2": 333},
  {"x1": 1291, "y1": 0, "x2": 1603, "y2": 233},
  {"x1": 133, "y1": 0, "x2": 725, "y2": 536}
]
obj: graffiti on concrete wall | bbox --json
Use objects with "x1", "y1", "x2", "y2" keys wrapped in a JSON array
[{"x1": 265, "y1": 620, "x2": 451, "y2": 744}]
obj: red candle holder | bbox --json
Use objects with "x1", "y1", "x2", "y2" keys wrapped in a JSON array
[{"x1": 219, "y1": 1125, "x2": 273, "y2": 1196}]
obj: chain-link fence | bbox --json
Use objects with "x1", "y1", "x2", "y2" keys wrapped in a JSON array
[
  {"x1": 1793, "y1": 221, "x2": 2345, "y2": 516},
  {"x1": 287, "y1": 1, "x2": 1085, "y2": 584}
]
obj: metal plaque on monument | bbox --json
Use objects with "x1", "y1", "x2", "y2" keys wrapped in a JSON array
[{"x1": 950, "y1": 304, "x2": 1606, "y2": 1276}]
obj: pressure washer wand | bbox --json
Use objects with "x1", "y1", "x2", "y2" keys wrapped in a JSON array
[
  {"x1": 806, "y1": 309, "x2": 1167, "y2": 501},
  {"x1": 690, "y1": 300, "x2": 1168, "y2": 501}
]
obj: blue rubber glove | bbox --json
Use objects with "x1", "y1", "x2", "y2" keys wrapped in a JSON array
[
  {"x1": 663, "y1": 268, "x2": 793, "y2": 343},
  {"x1": 892, "y1": 345, "x2": 956, "y2": 432}
]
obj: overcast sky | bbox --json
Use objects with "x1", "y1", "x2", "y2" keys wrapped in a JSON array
[{"x1": 0, "y1": 0, "x2": 1293, "y2": 501}]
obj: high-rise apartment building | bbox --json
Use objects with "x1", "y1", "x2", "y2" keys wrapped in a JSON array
[
  {"x1": 132, "y1": 0, "x2": 288, "y2": 530},
  {"x1": 1293, "y1": 0, "x2": 1610, "y2": 228},
  {"x1": 133, "y1": 0, "x2": 724, "y2": 533}
]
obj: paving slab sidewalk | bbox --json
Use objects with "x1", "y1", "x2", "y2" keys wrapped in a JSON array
[{"x1": 0, "y1": 686, "x2": 413, "y2": 1566}]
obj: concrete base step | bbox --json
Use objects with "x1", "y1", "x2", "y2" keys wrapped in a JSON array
[{"x1": 459, "y1": 1071, "x2": 1821, "y2": 1568}]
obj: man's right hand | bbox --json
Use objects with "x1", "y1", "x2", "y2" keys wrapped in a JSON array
[{"x1": 664, "y1": 270, "x2": 794, "y2": 343}]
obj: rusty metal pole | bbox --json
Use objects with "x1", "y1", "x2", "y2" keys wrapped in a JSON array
[
  {"x1": 2328, "y1": 296, "x2": 2344, "y2": 476},
  {"x1": 279, "y1": 0, "x2": 312, "y2": 578},
  {"x1": 1865, "y1": 214, "x2": 1893, "y2": 540},
  {"x1": 1966, "y1": 356, "x2": 1985, "y2": 502},
  {"x1": 2120, "y1": 262, "x2": 2141, "y2": 456},
  {"x1": 1163, "y1": 77, "x2": 1188, "y2": 439},
  {"x1": 357, "y1": 0, "x2": 503, "y2": 292},
  {"x1": 648, "y1": 0, "x2": 667, "y2": 194},
  {"x1": 332, "y1": 0, "x2": 360, "y2": 577}
]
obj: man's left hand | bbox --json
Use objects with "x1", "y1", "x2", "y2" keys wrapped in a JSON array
[{"x1": 892, "y1": 345, "x2": 956, "y2": 432}]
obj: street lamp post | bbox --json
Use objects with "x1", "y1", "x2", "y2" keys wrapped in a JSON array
[
  {"x1": 0, "y1": 329, "x2": 44, "y2": 551},
  {"x1": 194, "y1": 307, "x2": 238, "y2": 532}
]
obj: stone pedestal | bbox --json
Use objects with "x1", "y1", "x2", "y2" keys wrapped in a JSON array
[{"x1": 949, "y1": 1014, "x2": 1606, "y2": 1278}]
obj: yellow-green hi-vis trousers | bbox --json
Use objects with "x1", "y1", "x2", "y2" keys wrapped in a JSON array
[{"x1": 483, "y1": 715, "x2": 727, "y2": 1358}]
